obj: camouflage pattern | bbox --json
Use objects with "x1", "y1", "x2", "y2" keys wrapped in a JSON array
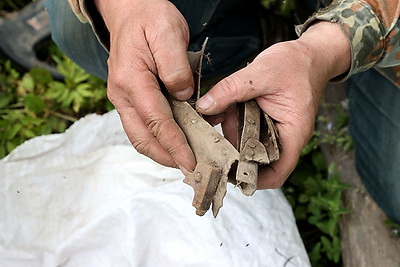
[
  {"x1": 297, "y1": 0, "x2": 400, "y2": 87},
  {"x1": 69, "y1": 0, "x2": 400, "y2": 86}
]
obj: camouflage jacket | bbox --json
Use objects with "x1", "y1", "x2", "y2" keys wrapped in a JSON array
[{"x1": 69, "y1": 0, "x2": 400, "y2": 87}]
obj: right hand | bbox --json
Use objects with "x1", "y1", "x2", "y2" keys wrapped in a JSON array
[{"x1": 95, "y1": 0, "x2": 196, "y2": 172}]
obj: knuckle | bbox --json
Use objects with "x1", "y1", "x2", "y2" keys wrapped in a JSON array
[
  {"x1": 131, "y1": 137, "x2": 152, "y2": 158},
  {"x1": 106, "y1": 72, "x2": 127, "y2": 105},
  {"x1": 146, "y1": 116, "x2": 183, "y2": 155},
  {"x1": 146, "y1": 116, "x2": 173, "y2": 139},
  {"x1": 106, "y1": 88, "x2": 117, "y2": 104},
  {"x1": 168, "y1": 142, "x2": 187, "y2": 157},
  {"x1": 160, "y1": 67, "x2": 191, "y2": 90},
  {"x1": 217, "y1": 77, "x2": 242, "y2": 101},
  {"x1": 108, "y1": 67, "x2": 128, "y2": 92}
]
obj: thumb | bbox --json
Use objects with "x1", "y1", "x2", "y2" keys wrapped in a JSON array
[{"x1": 196, "y1": 66, "x2": 263, "y2": 115}]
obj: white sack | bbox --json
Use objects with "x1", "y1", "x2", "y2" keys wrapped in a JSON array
[{"x1": 0, "y1": 110, "x2": 310, "y2": 267}]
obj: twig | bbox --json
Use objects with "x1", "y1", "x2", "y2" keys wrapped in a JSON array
[{"x1": 49, "y1": 111, "x2": 77, "y2": 122}]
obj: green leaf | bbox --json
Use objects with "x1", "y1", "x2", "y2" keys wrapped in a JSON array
[
  {"x1": 76, "y1": 83, "x2": 93, "y2": 97},
  {"x1": 30, "y1": 68, "x2": 53, "y2": 84},
  {"x1": 321, "y1": 236, "x2": 332, "y2": 252},
  {"x1": 298, "y1": 194, "x2": 309, "y2": 204},
  {"x1": 317, "y1": 219, "x2": 337, "y2": 237},
  {"x1": 72, "y1": 94, "x2": 83, "y2": 113},
  {"x1": 327, "y1": 162, "x2": 336, "y2": 175},
  {"x1": 21, "y1": 74, "x2": 35, "y2": 91},
  {"x1": 6, "y1": 141, "x2": 17, "y2": 153},
  {"x1": 24, "y1": 94, "x2": 46, "y2": 114},
  {"x1": 331, "y1": 235, "x2": 342, "y2": 263},
  {"x1": 0, "y1": 145, "x2": 6, "y2": 159},
  {"x1": 311, "y1": 151, "x2": 326, "y2": 172},
  {"x1": 308, "y1": 214, "x2": 323, "y2": 225},
  {"x1": 309, "y1": 243, "x2": 322, "y2": 264},
  {"x1": 0, "y1": 94, "x2": 13, "y2": 108},
  {"x1": 72, "y1": 70, "x2": 90, "y2": 84},
  {"x1": 2, "y1": 124, "x2": 22, "y2": 140},
  {"x1": 294, "y1": 206, "x2": 308, "y2": 220},
  {"x1": 21, "y1": 128, "x2": 36, "y2": 139},
  {"x1": 20, "y1": 114, "x2": 43, "y2": 126}
]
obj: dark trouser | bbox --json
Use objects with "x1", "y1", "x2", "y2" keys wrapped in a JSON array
[
  {"x1": 45, "y1": 0, "x2": 262, "y2": 80},
  {"x1": 347, "y1": 69, "x2": 400, "y2": 223}
]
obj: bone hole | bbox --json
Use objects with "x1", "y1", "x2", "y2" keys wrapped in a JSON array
[{"x1": 243, "y1": 172, "x2": 249, "y2": 176}]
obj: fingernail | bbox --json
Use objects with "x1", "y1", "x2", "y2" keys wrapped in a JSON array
[
  {"x1": 174, "y1": 87, "x2": 193, "y2": 100},
  {"x1": 179, "y1": 165, "x2": 191, "y2": 176},
  {"x1": 196, "y1": 94, "x2": 215, "y2": 111}
]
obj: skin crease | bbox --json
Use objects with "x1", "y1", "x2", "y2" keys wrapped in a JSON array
[{"x1": 94, "y1": 0, "x2": 350, "y2": 188}]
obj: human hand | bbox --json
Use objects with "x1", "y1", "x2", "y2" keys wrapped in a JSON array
[
  {"x1": 94, "y1": 0, "x2": 196, "y2": 172},
  {"x1": 196, "y1": 22, "x2": 350, "y2": 188}
]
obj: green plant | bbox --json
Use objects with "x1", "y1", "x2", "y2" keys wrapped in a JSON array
[
  {"x1": 0, "y1": 56, "x2": 112, "y2": 158},
  {"x1": 260, "y1": 0, "x2": 296, "y2": 17},
  {"x1": 304, "y1": 104, "x2": 354, "y2": 156},
  {"x1": 283, "y1": 101, "x2": 353, "y2": 266},
  {"x1": 285, "y1": 147, "x2": 350, "y2": 266},
  {"x1": 284, "y1": 103, "x2": 353, "y2": 266}
]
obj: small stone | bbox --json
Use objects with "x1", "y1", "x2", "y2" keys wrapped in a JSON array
[
  {"x1": 248, "y1": 140, "x2": 256, "y2": 148},
  {"x1": 214, "y1": 137, "x2": 220, "y2": 143},
  {"x1": 246, "y1": 118, "x2": 255, "y2": 124},
  {"x1": 195, "y1": 172, "x2": 202, "y2": 183},
  {"x1": 245, "y1": 154, "x2": 253, "y2": 161}
]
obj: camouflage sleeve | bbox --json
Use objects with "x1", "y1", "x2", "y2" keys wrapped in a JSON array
[{"x1": 297, "y1": 0, "x2": 400, "y2": 79}]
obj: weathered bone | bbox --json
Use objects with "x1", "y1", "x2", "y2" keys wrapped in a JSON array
[
  {"x1": 261, "y1": 112, "x2": 280, "y2": 162},
  {"x1": 167, "y1": 38, "x2": 281, "y2": 216},
  {"x1": 168, "y1": 97, "x2": 240, "y2": 217},
  {"x1": 183, "y1": 163, "x2": 221, "y2": 216},
  {"x1": 237, "y1": 100, "x2": 269, "y2": 196}
]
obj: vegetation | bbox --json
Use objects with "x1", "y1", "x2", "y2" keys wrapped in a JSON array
[
  {"x1": 0, "y1": 55, "x2": 112, "y2": 158},
  {"x1": 260, "y1": 0, "x2": 296, "y2": 17},
  {"x1": 284, "y1": 121, "x2": 351, "y2": 266}
]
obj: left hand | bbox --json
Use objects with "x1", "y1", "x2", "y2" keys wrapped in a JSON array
[{"x1": 196, "y1": 21, "x2": 351, "y2": 188}]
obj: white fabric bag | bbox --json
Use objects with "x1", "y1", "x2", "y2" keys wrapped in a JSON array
[{"x1": 0, "y1": 110, "x2": 310, "y2": 267}]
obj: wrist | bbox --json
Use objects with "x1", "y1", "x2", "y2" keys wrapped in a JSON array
[
  {"x1": 94, "y1": 0, "x2": 133, "y2": 29},
  {"x1": 93, "y1": 0, "x2": 111, "y2": 18},
  {"x1": 297, "y1": 21, "x2": 351, "y2": 80}
]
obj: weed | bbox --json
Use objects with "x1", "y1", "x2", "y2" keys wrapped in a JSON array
[{"x1": 0, "y1": 55, "x2": 112, "y2": 158}]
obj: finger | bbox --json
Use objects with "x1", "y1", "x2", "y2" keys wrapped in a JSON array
[
  {"x1": 146, "y1": 8, "x2": 194, "y2": 100},
  {"x1": 127, "y1": 72, "x2": 196, "y2": 172},
  {"x1": 221, "y1": 104, "x2": 239, "y2": 148},
  {"x1": 196, "y1": 65, "x2": 265, "y2": 115},
  {"x1": 107, "y1": 54, "x2": 196, "y2": 172},
  {"x1": 203, "y1": 114, "x2": 225, "y2": 127},
  {"x1": 257, "y1": 123, "x2": 306, "y2": 189},
  {"x1": 117, "y1": 105, "x2": 176, "y2": 167}
]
